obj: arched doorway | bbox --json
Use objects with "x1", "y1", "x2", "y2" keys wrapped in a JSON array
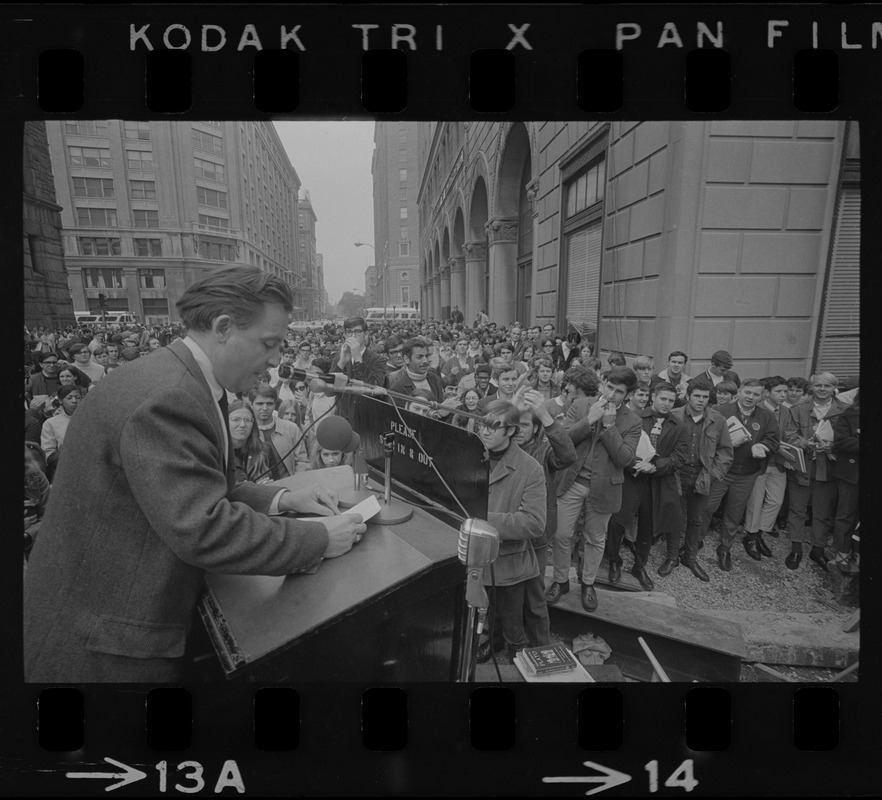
[{"x1": 466, "y1": 177, "x2": 489, "y2": 325}]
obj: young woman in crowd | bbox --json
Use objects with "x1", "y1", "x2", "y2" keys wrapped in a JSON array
[
  {"x1": 40, "y1": 384, "x2": 83, "y2": 480},
  {"x1": 228, "y1": 400, "x2": 279, "y2": 485}
]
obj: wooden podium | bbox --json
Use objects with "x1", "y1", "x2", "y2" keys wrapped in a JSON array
[{"x1": 197, "y1": 467, "x2": 467, "y2": 681}]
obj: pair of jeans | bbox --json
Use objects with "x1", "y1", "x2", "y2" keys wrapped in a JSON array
[
  {"x1": 522, "y1": 545, "x2": 551, "y2": 646},
  {"x1": 787, "y1": 475, "x2": 838, "y2": 548},
  {"x1": 679, "y1": 467, "x2": 709, "y2": 562},
  {"x1": 705, "y1": 470, "x2": 761, "y2": 550},
  {"x1": 551, "y1": 481, "x2": 611, "y2": 587},
  {"x1": 488, "y1": 583, "x2": 529, "y2": 651}
]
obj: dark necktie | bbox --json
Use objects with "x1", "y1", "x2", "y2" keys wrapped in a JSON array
[{"x1": 217, "y1": 392, "x2": 233, "y2": 471}]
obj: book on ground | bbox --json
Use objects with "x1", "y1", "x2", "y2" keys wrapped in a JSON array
[
  {"x1": 518, "y1": 643, "x2": 578, "y2": 675},
  {"x1": 513, "y1": 649, "x2": 595, "y2": 683}
]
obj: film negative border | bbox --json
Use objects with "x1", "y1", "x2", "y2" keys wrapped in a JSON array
[{"x1": 3, "y1": 2, "x2": 878, "y2": 797}]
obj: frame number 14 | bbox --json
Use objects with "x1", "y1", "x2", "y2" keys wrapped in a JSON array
[{"x1": 646, "y1": 760, "x2": 698, "y2": 793}]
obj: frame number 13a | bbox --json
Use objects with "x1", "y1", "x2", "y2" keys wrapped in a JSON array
[{"x1": 645, "y1": 760, "x2": 698, "y2": 793}]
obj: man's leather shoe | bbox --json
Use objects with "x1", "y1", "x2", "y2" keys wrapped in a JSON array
[
  {"x1": 755, "y1": 534, "x2": 773, "y2": 558},
  {"x1": 767, "y1": 526, "x2": 780, "y2": 538},
  {"x1": 785, "y1": 549, "x2": 802, "y2": 570},
  {"x1": 657, "y1": 558, "x2": 679, "y2": 577},
  {"x1": 545, "y1": 580, "x2": 570, "y2": 605},
  {"x1": 580, "y1": 584, "x2": 598, "y2": 612},
  {"x1": 608, "y1": 560, "x2": 622, "y2": 584},
  {"x1": 716, "y1": 546, "x2": 732, "y2": 572},
  {"x1": 742, "y1": 534, "x2": 762, "y2": 561},
  {"x1": 683, "y1": 558, "x2": 710, "y2": 582},
  {"x1": 631, "y1": 565, "x2": 654, "y2": 591},
  {"x1": 476, "y1": 636, "x2": 496, "y2": 663},
  {"x1": 808, "y1": 548, "x2": 829, "y2": 572}
]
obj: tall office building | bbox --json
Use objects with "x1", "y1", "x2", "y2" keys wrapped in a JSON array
[
  {"x1": 46, "y1": 120, "x2": 304, "y2": 324},
  {"x1": 371, "y1": 122, "x2": 419, "y2": 313},
  {"x1": 297, "y1": 193, "x2": 318, "y2": 319},
  {"x1": 24, "y1": 121, "x2": 75, "y2": 328}
]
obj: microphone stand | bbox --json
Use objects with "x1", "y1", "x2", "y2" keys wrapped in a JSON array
[{"x1": 372, "y1": 432, "x2": 413, "y2": 525}]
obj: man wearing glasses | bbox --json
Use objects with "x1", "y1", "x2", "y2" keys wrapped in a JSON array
[
  {"x1": 334, "y1": 316, "x2": 387, "y2": 416},
  {"x1": 383, "y1": 334, "x2": 406, "y2": 374},
  {"x1": 475, "y1": 400, "x2": 547, "y2": 664},
  {"x1": 27, "y1": 352, "x2": 62, "y2": 402}
]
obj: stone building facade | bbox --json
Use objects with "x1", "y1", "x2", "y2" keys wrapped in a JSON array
[
  {"x1": 46, "y1": 120, "x2": 304, "y2": 324},
  {"x1": 417, "y1": 121, "x2": 859, "y2": 379},
  {"x1": 24, "y1": 121, "x2": 75, "y2": 329},
  {"x1": 297, "y1": 193, "x2": 318, "y2": 319}
]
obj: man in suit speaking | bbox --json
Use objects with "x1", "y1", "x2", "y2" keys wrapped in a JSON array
[{"x1": 24, "y1": 266, "x2": 366, "y2": 682}]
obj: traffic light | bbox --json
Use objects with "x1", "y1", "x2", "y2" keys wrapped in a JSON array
[{"x1": 98, "y1": 293, "x2": 108, "y2": 311}]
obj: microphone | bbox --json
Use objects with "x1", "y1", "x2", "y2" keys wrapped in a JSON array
[
  {"x1": 458, "y1": 518, "x2": 499, "y2": 612},
  {"x1": 309, "y1": 377, "x2": 387, "y2": 397}
]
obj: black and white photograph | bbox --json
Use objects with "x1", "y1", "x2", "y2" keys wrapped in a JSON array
[{"x1": 22, "y1": 118, "x2": 860, "y2": 684}]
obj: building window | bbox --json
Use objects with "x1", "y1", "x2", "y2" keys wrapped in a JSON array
[
  {"x1": 138, "y1": 268, "x2": 166, "y2": 288},
  {"x1": 76, "y1": 207, "x2": 117, "y2": 227},
  {"x1": 399, "y1": 207, "x2": 408, "y2": 220},
  {"x1": 198, "y1": 214, "x2": 229, "y2": 230},
  {"x1": 203, "y1": 121, "x2": 223, "y2": 127},
  {"x1": 123, "y1": 121, "x2": 151, "y2": 140},
  {"x1": 142, "y1": 297, "x2": 170, "y2": 323},
  {"x1": 68, "y1": 146, "x2": 111, "y2": 168},
  {"x1": 398, "y1": 149, "x2": 407, "y2": 162},
  {"x1": 202, "y1": 241, "x2": 237, "y2": 262},
  {"x1": 129, "y1": 180, "x2": 156, "y2": 200},
  {"x1": 133, "y1": 209, "x2": 160, "y2": 228},
  {"x1": 83, "y1": 268, "x2": 125, "y2": 288},
  {"x1": 398, "y1": 241, "x2": 410, "y2": 256},
  {"x1": 64, "y1": 120, "x2": 109, "y2": 137},
  {"x1": 126, "y1": 149, "x2": 154, "y2": 171},
  {"x1": 399, "y1": 168, "x2": 407, "y2": 183},
  {"x1": 193, "y1": 157, "x2": 225, "y2": 182},
  {"x1": 560, "y1": 155, "x2": 606, "y2": 349},
  {"x1": 398, "y1": 128, "x2": 408, "y2": 143},
  {"x1": 399, "y1": 188, "x2": 407, "y2": 200},
  {"x1": 134, "y1": 238, "x2": 163, "y2": 257},
  {"x1": 401, "y1": 285, "x2": 410, "y2": 305},
  {"x1": 73, "y1": 177, "x2": 114, "y2": 198},
  {"x1": 400, "y1": 226, "x2": 408, "y2": 240},
  {"x1": 197, "y1": 186, "x2": 228, "y2": 209},
  {"x1": 78, "y1": 237, "x2": 121, "y2": 256},
  {"x1": 565, "y1": 160, "x2": 606, "y2": 219},
  {"x1": 192, "y1": 130, "x2": 224, "y2": 155}
]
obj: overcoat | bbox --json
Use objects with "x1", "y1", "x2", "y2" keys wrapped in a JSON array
[
  {"x1": 482, "y1": 442, "x2": 547, "y2": 587},
  {"x1": 610, "y1": 410, "x2": 689, "y2": 534},
  {"x1": 24, "y1": 339, "x2": 329, "y2": 682}
]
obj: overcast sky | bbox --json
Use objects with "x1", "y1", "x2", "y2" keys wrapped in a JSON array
[{"x1": 273, "y1": 121, "x2": 376, "y2": 308}]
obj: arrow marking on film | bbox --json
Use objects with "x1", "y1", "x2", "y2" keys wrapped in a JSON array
[
  {"x1": 542, "y1": 761, "x2": 632, "y2": 796},
  {"x1": 66, "y1": 757, "x2": 147, "y2": 791}
]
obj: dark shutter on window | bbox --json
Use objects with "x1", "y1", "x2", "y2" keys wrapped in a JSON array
[{"x1": 815, "y1": 187, "x2": 860, "y2": 378}]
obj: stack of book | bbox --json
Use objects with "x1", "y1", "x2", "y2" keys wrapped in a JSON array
[
  {"x1": 513, "y1": 644, "x2": 594, "y2": 683},
  {"x1": 726, "y1": 416, "x2": 752, "y2": 447}
]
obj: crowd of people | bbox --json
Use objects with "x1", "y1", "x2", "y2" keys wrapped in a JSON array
[{"x1": 23, "y1": 283, "x2": 860, "y2": 674}]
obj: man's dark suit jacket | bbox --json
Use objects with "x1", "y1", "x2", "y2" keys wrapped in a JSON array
[{"x1": 24, "y1": 339, "x2": 329, "y2": 683}]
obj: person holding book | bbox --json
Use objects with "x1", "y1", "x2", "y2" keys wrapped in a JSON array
[
  {"x1": 702, "y1": 379, "x2": 780, "y2": 572},
  {"x1": 475, "y1": 400, "x2": 547, "y2": 664},
  {"x1": 605, "y1": 382, "x2": 690, "y2": 587},
  {"x1": 781, "y1": 372, "x2": 849, "y2": 570},
  {"x1": 741, "y1": 376, "x2": 791, "y2": 561},
  {"x1": 830, "y1": 390, "x2": 859, "y2": 573}
]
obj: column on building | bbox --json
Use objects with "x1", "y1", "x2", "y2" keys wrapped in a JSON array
[
  {"x1": 462, "y1": 241, "x2": 486, "y2": 325},
  {"x1": 123, "y1": 268, "x2": 141, "y2": 317},
  {"x1": 431, "y1": 272, "x2": 442, "y2": 320},
  {"x1": 439, "y1": 262, "x2": 451, "y2": 321},
  {"x1": 485, "y1": 217, "x2": 518, "y2": 326},
  {"x1": 420, "y1": 281, "x2": 428, "y2": 317},
  {"x1": 449, "y1": 256, "x2": 465, "y2": 319},
  {"x1": 425, "y1": 272, "x2": 434, "y2": 321},
  {"x1": 527, "y1": 178, "x2": 541, "y2": 327}
]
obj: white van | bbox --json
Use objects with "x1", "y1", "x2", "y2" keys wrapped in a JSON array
[
  {"x1": 74, "y1": 311, "x2": 139, "y2": 329},
  {"x1": 363, "y1": 307, "x2": 421, "y2": 324}
]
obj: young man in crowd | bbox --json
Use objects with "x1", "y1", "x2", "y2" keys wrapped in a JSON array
[
  {"x1": 27, "y1": 352, "x2": 62, "y2": 401},
  {"x1": 697, "y1": 350, "x2": 741, "y2": 393},
  {"x1": 670, "y1": 379, "x2": 733, "y2": 582},
  {"x1": 335, "y1": 316, "x2": 387, "y2": 416},
  {"x1": 475, "y1": 400, "x2": 546, "y2": 664},
  {"x1": 741, "y1": 376, "x2": 790, "y2": 559},
  {"x1": 69, "y1": 343, "x2": 105, "y2": 384},
  {"x1": 628, "y1": 382, "x2": 651, "y2": 413},
  {"x1": 781, "y1": 372, "x2": 849, "y2": 570},
  {"x1": 605, "y1": 382, "x2": 689, "y2": 589},
  {"x1": 251, "y1": 386, "x2": 310, "y2": 477},
  {"x1": 442, "y1": 336, "x2": 476, "y2": 387},
  {"x1": 477, "y1": 360, "x2": 520, "y2": 411},
  {"x1": 703, "y1": 379, "x2": 780, "y2": 571},
  {"x1": 386, "y1": 337, "x2": 445, "y2": 404},
  {"x1": 383, "y1": 334, "x2": 405, "y2": 374},
  {"x1": 651, "y1": 351, "x2": 691, "y2": 407},
  {"x1": 514, "y1": 389, "x2": 577, "y2": 647},
  {"x1": 546, "y1": 367, "x2": 642, "y2": 613}
]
